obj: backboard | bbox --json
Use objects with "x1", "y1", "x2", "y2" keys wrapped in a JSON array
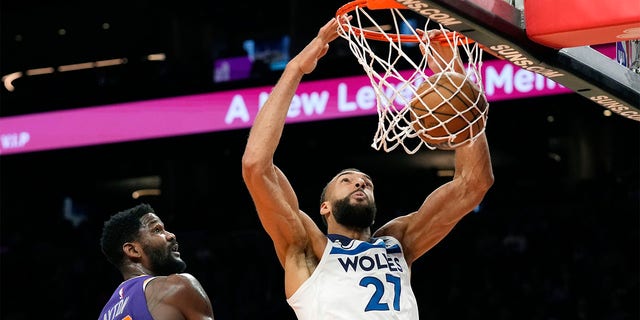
[{"x1": 393, "y1": 0, "x2": 640, "y2": 122}]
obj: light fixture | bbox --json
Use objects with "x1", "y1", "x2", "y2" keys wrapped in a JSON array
[{"x1": 132, "y1": 188, "x2": 162, "y2": 199}]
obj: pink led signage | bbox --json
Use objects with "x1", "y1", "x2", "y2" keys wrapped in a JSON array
[{"x1": 0, "y1": 45, "x2": 616, "y2": 155}]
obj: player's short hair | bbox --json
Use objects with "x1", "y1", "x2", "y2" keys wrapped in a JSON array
[{"x1": 100, "y1": 203, "x2": 155, "y2": 267}]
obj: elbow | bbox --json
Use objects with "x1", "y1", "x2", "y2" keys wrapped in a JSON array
[
  {"x1": 461, "y1": 169, "x2": 494, "y2": 202},
  {"x1": 459, "y1": 175, "x2": 493, "y2": 213},
  {"x1": 474, "y1": 171, "x2": 494, "y2": 199},
  {"x1": 241, "y1": 151, "x2": 270, "y2": 183},
  {"x1": 481, "y1": 171, "x2": 495, "y2": 193}
]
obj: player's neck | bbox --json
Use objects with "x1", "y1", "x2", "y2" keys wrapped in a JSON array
[
  {"x1": 328, "y1": 225, "x2": 371, "y2": 241},
  {"x1": 122, "y1": 263, "x2": 154, "y2": 280}
]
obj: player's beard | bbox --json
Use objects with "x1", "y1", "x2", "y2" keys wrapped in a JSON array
[
  {"x1": 332, "y1": 194, "x2": 377, "y2": 229},
  {"x1": 145, "y1": 243, "x2": 187, "y2": 275}
]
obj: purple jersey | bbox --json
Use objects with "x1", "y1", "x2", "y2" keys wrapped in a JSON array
[{"x1": 98, "y1": 275, "x2": 155, "y2": 320}]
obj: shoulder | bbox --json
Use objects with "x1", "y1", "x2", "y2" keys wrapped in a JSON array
[
  {"x1": 168, "y1": 272, "x2": 199, "y2": 283},
  {"x1": 167, "y1": 273, "x2": 204, "y2": 289},
  {"x1": 147, "y1": 273, "x2": 205, "y2": 295},
  {"x1": 145, "y1": 273, "x2": 214, "y2": 318},
  {"x1": 373, "y1": 214, "x2": 412, "y2": 241}
]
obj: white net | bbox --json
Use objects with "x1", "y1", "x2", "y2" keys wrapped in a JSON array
[{"x1": 337, "y1": 1, "x2": 490, "y2": 154}]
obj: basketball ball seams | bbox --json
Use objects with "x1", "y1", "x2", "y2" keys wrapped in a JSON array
[
  {"x1": 435, "y1": 77, "x2": 476, "y2": 116},
  {"x1": 409, "y1": 100, "x2": 456, "y2": 116}
]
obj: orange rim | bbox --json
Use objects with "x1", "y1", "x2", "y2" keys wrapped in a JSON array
[{"x1": 336, "y1": 0, "x2": 476, "y2": 46}]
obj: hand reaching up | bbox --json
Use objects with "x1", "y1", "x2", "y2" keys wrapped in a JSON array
[
  {"x1": 417, "y1": 29, "x2": 465, "y2": 74},
  {"x1": 289, "y1": 16, "x2": 348, "y2": 75}
]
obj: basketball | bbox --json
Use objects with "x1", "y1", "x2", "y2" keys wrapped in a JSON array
[{"x1": 409, "y1": 72, "x2": 488, "y2": 149}]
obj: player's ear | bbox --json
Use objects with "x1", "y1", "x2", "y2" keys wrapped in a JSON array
[
  {"x1": 320, "y1": 201, "x2": 331, "y2": 216},
  {"x1": 122, "y1": 242, "x2": 142, "y2": 259}
]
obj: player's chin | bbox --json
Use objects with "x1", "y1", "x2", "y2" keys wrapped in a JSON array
[{"x1": 352, "y1": 200, "x2": 372, "y2": 209}]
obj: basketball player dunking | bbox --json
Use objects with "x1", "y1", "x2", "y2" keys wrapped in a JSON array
[{"x1": 242, "y1": 16, "x2": 494, "y2": 319}]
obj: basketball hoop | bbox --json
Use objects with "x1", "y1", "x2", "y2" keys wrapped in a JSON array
[{"x1": 336, "y1": 0, "x2": 490, "y2": 153}]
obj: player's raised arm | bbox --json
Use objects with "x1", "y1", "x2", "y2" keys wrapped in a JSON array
[
  {"x1": 373, "y1": 29, "x2": 494, "y2": 264},
  {"x1": 241, "y1": 17, "x2": 342, "y2": 266}
]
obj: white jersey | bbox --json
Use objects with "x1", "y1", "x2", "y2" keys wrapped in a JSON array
[{"x1": 287, "y1": 234, "x2": 419, "y2": 320}]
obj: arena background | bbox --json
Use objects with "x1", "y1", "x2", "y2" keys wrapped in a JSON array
[{"x1": 1, "y1": 0, "x2": 638, "y2": 319}]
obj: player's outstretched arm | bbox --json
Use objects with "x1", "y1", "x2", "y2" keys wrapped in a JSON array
[{"x1": 241, "y1": 17, "x2": 342, "y2": 266}]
